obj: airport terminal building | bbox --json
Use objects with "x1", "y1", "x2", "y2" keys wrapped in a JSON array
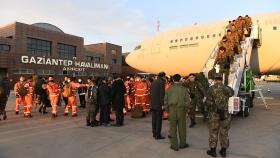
[{"x1": 0, "y1": 22, "x2": 122, "y2": 83}]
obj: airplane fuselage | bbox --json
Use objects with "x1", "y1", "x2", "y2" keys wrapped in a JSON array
[{"x1": 126, "y1": 12, "x2": 280, "y2": 76}]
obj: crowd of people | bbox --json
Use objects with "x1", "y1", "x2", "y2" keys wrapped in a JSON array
[
  {"x1": 0, "y1": 15, "x2": 253, "y2": 157},
  {"x1": 213, "y1": 15, "x2": 252, "y2": 85}
]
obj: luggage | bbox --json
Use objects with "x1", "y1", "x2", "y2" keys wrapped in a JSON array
[
  {"x1": 131, "y1": 104, "x2": 145, "y2": 118},
  {"x1": 163, "y1": 111, "x2": 169, "y2": 120}
]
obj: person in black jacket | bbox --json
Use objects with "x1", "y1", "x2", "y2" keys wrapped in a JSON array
[
  {"x1": 0, "y1": 77, "x2": 10, "y2": 120},
  {"x1": 78, "y1": 78, "x2": 87, "y2": 108},
  {"x1": 151, "y1": 72, "x2": 166, "y2": 139},
  {"x1": 111, "y1": 76, "x2": 126, "y2": 127},
  {"x1": 98, "y1": 78, "x2": 111, "y2": 126}
]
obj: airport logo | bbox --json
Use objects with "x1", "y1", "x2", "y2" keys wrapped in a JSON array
[{"x1": 21, "y1": 56, "x2": 109, "y2": 71}]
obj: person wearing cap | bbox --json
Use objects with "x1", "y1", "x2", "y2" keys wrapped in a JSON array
[
  {"x1": 205, "y1": 75, "x2": 234, "y2": 157},
  {"x1": 184, "y1": 73, "x2": 206, "y2": 128},
  {"x1": 214, "y1": 46, "x2": 231, "y2": 85},
  {"x1": 164, "y1": 74, "x2": 191, "y2": 151},
  {"x1": 150, "y1": 72, "x2": 166, "y2": 139}
]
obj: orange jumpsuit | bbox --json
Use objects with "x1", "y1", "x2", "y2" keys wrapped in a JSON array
[
  {"x1": 144, "y1": 81, "x2": 151, "y2": 112},
  {"x1": 65, "y1": 81, "x2": 86, "y2": 116},
  {"x1": 14, "y1": 82, "x2": 26, "y2": 113},
  {"x1": 24, "y1": 80, "x2": 34, "y2": 116},
  {"x1": 47, "y1": 82, "x2": 61, "y2": 115},
  {"x1": 134, "y1": 81, "x2": 148, "y2": 109}
]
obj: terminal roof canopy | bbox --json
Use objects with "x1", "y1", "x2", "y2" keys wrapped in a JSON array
[{"x1": 31, "y1": 23, "x2": 64, "y2": 33}]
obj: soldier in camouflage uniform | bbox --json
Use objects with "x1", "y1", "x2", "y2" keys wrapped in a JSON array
[
  {"x1": 184, "y1": 73, "x2": 206, "y2": 128},
  {"x1": 214, "y1": 46, "x2": 231, "y2": 85},
  {"x1": 0, "y1": 77, "x2": 10, "y2": 120},
  {"x1": 219, "y1": 36, "x2": 234, "y2": 63},
  {"x1": 164, "y1": 74, "x2": 191, "y2": 151},
  {"x1": 86, "y1": 78, "x2": 98, "y2": 127},
  {"x1": 196, "y1": 72, "x2": 210, "y2": 119},
  {"x1": 205, "y1": 75, "x2": 234, "y2": 157}
]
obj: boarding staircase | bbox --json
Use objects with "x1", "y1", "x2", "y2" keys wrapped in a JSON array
[{"x1": 202, "y1": 24, "x2": 267, "y2": 115}]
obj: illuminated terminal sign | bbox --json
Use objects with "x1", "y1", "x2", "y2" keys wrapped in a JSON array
[{"x1": 21, "y1": 56, "x2": 109, "y2": 72}]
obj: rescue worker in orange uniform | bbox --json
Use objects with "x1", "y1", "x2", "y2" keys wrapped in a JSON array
[
  {"x1": 134, "y1": 76, "x2": 148, "y2": 111},
  {"x1": 14, "y1": 76, "x2": 26, "y2": 115},
  {"x1": 45, "y1": 76, "x2": 61, "y2": 118},
  {"x1": 24, "y1": 76, "x2": 34, "y2": 117},
  {"x1": 144, "y1": 78, "x2": 152, "y2": 112},
  {"x1": 129, "y1": 77, "x2": 135, "y2": 109},
  {"x1": 64, "y1": 77, "x2": 87, "y2": 117}
]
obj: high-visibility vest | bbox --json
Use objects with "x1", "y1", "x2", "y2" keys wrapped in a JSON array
[{"x1": 134, "y1": 82, "x2": 147, "y2": 97}]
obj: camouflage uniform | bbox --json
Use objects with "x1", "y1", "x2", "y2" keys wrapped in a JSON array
[
  {"x1": 196, "y1": 72, "x2": 210, "y2": 118},
  {"x1": 86, "y1": 84, "x2": 98, "y2": 126},
  {"x1": 230, "y1": 27, "x2": 242, "y2": 54},
  {"x1": 184, "y1": 80, "x2": 205, "y2": 123},
  {"x1": 206, "y1": 82, "x2": 234, "y2": 149},
  {"x1": 0, "y1": 78, "x2": 10, "y2": 120},
  {"x1": 214, "y1": 51, "x2": 230, "y2": 85},
  {"x1": 219, "y1": 40, "x2": 234, "y2": 63}
]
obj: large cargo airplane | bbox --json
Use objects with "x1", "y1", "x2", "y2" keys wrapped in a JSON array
[{"x1": 125, "y1": 12, "x2": 280, "y2": 76}]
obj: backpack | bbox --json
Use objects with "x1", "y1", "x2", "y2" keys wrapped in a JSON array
[
  {"x1": 18, "y1": 84, "x2": 28, "y2": 96},
  {"x1": 63, "y1": 84, "x2": 73, "y2": 97},
  {"x1": 131, "y1": 104, "x2": 145, "y2": 118}
]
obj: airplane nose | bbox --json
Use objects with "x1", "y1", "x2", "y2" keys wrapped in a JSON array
[{"x1": 125, "y1": 51, "x2": 136, "y2": 68}]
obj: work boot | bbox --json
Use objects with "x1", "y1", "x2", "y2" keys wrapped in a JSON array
[
  {"x1": 90, "y1": 122, "x2": 95, "y2": 127},
  {"x1": 207, "y1": 148, "x2": 217, "y2": 157},
  {"x1": 3, "y1": 114, "x2": 7, "y2": 120},
  {"x1": 3, "y1": 112, "x2": 7, "y2": 120},
  {"x1": 179, "y1": 144, "x2": 189, "y2": 149},
  {"x1": 189, "y1": 119, "x2": 196, "y2": 128},
  {"x1": 220, "y1": 148, "x2": 227, "y2": 157},
  {"x1": 170, "y1": 146, "x2": 179, "y2": 151},
  {"x1": 155, "y1": 135, "x2": 165, "y2": 140}
]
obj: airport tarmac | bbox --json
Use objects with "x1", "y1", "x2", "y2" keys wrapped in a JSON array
[{"x1": 0, "y1": 82, "x2": 279, "y2": 158}]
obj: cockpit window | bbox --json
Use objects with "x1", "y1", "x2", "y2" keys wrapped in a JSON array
[{"x1": 134, "y1": 45, "x2": 141, "y2": 50}]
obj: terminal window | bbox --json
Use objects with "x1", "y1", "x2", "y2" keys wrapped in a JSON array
[
  {"x1": 0, "y1": 44, "x2": 10, "y2": 52},
  {"x1": 58, "y1": 43, "x2": 76, "y2": 59},
  {"x1": 27, "y1": 37, "x2": 51, "y2": 56},
  {"x1": 86, "y1": 56, "x2": 100, "y2": 62}
]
